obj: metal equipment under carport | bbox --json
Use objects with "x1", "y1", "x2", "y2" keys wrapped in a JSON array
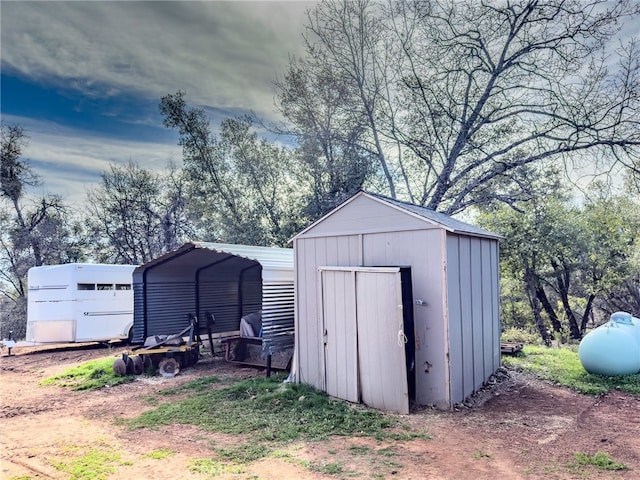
[{"x1": 131, "y1": 242, "x2": 294, "y2": 375}]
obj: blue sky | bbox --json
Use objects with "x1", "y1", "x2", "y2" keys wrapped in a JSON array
[{"x1": 1, "y1": 1, "x2": 314, "y2": 206}]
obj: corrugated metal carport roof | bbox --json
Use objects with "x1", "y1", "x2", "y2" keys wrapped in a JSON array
[{"x1": 135, "y1": 241, "x2": 293, "y2": 281}]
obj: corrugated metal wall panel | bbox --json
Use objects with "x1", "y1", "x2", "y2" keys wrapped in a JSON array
[
  {"x1": 198, "y1": 280, "x2": 241, "y2": 333},
  {"x1": 146, "y1": 282, "x2": 196, "y2": 336},
  {"x1": 132, "y1": 282, "x2": 145, "y2": 343},
  {"x1": 261, "y1": 282, "x2": 295, "y2": 354}
]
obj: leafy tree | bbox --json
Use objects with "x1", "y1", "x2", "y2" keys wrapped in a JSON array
[
  {"x1": 160, "y1": 92, "x2": 305, "y2": 246},
  {"x1": 1, "y1": 124, "x2": 81, "y2": 338},
  {"x1": 480, "y1": 187, "x2": 640, "y2": 342},
  {"x1": 85, "y1": 161, "x2": 194, "y2": 264},
  {"x1": 282, "y1": 0, "x2": 640, "y2": 214}
]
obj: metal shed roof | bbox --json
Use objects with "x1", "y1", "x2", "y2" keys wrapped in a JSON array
[
  {"x1": 292, "y1": 190, "x2": 501, "y2": 240},
  {"x1": 135, "y1": 241, "x2": 294, "y2": 282}
]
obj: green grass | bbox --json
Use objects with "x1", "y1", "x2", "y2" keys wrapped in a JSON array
[
  {"x1": 571, "y1": 451, "x2": 627, "y2": 471},
  {"x1": 216, "y1": 444, "x2": 272, "y2": 463},
  {"x1": 128, "y1": 374, "x2": 409, "y2": 443},
  {"x1": 41, "y1": 357, "x2": 135, "y2": 391},
  {"x1": 50, "y1": 445, "x2": 126, "y2": 480},
  {"x1": 143, "y1": 448, "x2": 175, "y2": 460},
  {"x1": 309, "y1": 461, "x2": 344, "y2": 474},
  {"x1": 158, "y1": 376, "x2": 224, "y2": 395},
  {"x1": 502, "y1": 345, "x2": 640, "y2": 395},
  {"x1": 188, "y1": 458, "x2": 244, "y2": 476}
]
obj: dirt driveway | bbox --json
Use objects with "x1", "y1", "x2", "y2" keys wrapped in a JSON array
[{"x1": 1, "y1": 343, "x2": 638, "y2": 480}]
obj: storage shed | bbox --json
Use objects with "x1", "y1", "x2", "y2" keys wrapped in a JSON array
[
  {"x1": 132, "y1": 242, "x2": 294, "y2": 356},
  {"x1": 292, "y1": 191, "x2": 501, "y2": 412}
]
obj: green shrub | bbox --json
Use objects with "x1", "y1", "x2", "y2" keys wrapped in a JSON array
[{"x1": 501, "y1": 327, "x2": 543, "y2": 345}]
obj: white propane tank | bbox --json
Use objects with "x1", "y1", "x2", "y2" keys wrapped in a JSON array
[{"x1": 578, "y1": 312, "x2": 640, "y2": 376}]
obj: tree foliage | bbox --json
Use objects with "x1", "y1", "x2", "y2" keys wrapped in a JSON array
[
  {"x1": 1, "y1": 124, "x2": 81, "y2": 338},
  {"x1": 279, "y1": 0, "x2": 640, "y2": 214},
  {"x1": 160, "y1": 92, "x2": 305, "y2": 246},
  {"x1": 479, "y1": 187, "x2": 640, "y2": 342},
  {"x1": 86, "y1": 161, "x2": 193, "y2": 264}
]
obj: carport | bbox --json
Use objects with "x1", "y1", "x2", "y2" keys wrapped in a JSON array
[{"x1": 131, "y1": 242, "x2": 294, "y2": 360}]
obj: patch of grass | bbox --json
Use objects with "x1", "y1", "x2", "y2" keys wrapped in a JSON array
[
  {"x1": 188, "y1": 458, "x2": 244, "y2": 476},
  {"x1": 50, "y1": 445, "x2": 125, "y2": 480},
  {"x1": 144, "y1": 448, "x2": 174, "y2": 460},
  {"x1": 571, "y1": 451, "x2": 627, "y2": 471},
  {"x1": 216, "y1": 444, "x2": 271, "y2": 463},
  {"x1": 502, "y1": 345, "x2": 640, "y2": 395},
  {"x1": 310, "y1": 461, "x2": 344, "y2": 474},
  {"x1": 158, "y1": 376, "x2": 223, "y2": 395},
  {"x1": 380, "y1": 459, "x2": 403, "y2": 469},
  {"x1": 349, "y1": 445, "x2": 372, "y2": 455},
  {"x1": 377, "y1": 446, "x2": 398, "y2": 457},
  {"x1": 41, "y1": 357, "x2": 134, "y2": 391},
  {"x1": 128, "y1": 375, "x2": 407, "y2": 442}
]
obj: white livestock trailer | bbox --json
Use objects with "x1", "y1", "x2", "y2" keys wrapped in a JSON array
[{"x1": 26, "y1": 263, "x2": 137, "y2": 343}]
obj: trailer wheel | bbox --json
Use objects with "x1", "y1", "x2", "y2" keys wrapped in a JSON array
[{"x1": 158, "y1": 357, "x2": 180, "y2": 377}]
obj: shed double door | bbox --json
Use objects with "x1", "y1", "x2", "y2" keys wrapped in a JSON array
[{"x1": 319, "y1": 266, "x2": 411, "y2": 414}]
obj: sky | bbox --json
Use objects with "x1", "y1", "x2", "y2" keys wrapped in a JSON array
[{"x1": 1, "y1": 1, "x2": 315, "y2": 207}]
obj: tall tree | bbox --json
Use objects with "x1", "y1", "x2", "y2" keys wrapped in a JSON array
[
  {"x1": 276, "y1": 59, "x2": 377, "y2": 218},
  {"x1": 160, "y1": 92, "x2": 305, "y2": 246},
  {"x1": 282, "y1": 0, "x2": 640, "y2": 214},
  {"x1": 85, "y1": 161, "x2": 193, "y2": 264},
  {"x1": 480, "y1": 187, "x2": 640, "y2": 342},
  {"x1": 1, "y1": 124, "x2": 80, "y2": 338}
]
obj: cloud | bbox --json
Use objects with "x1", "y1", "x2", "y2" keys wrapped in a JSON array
[
  {"x1": 5, "y1": 115, "x2": 180, "y2": 208},
  {"x1": 1, "y1": 1, "x2": 314, "y2": 119}
]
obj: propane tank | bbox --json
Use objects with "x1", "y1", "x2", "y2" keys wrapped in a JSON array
[{"x1": 578, "y1": 311, "x2": 640, "y2": 376}]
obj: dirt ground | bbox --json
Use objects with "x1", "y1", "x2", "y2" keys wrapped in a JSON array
[{"x1": 1, "y1": 343, "x2": 638, "y2": 480}]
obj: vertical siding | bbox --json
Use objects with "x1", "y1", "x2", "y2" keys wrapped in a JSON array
[
  {"x1": 362, "y1": 229, "x2": 448, "y2": 407},
  {"x1": 481, "y1": 240, "x2": 494, "y2": 380},
  {"x1": 445, "y1": 236, "x2": 463, "y2": 405},
  {"x1": 470, "y1": 239, "x2": 484, "y2": 391},
  {"x1": 320, "y1": 270, "x2": 358, "y2": 402},
  {"x1": 356, "y1": 270, "x2": 409, "y2": 414},
  {"x1": 294, "y1": 235, "x2": 361, "y2": 390},
  {"x1": 491, "y1": 241, "x2": 501, "y2": 372},
  {"x1": 446, "y1": 234, "x2": 501, "y2": 405}
]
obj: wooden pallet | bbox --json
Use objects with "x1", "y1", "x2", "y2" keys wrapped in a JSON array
[{"x1": 501, "y1": 342, "x2": 524, "y2": 354}]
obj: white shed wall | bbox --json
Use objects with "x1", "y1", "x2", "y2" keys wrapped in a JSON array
[
  {"x1": 294, "y1": 235, "x2": 362, "y2": 389},
  {"x1": 446, "y1": 234, "x2": 501, "y2": 404},
  {"x1": 295, "y1": 228, "x2": 452, "y2": 408},
  {"x1": 361, "y1": 229, "x2": 449, "y2": 407}
]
